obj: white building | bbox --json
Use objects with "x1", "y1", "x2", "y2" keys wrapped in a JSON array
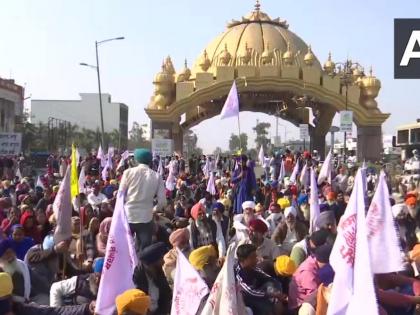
[
  {"x1": 0, "y1": 77, "x2": 24, "y2": 132},
  {"x1": 31, "y1": 93, "x2": 128, "y2": 138}
]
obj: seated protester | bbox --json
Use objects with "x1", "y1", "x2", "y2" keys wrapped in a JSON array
[
  {"x1": 96, "y1": 217, "x2": 112, "y2": 257},
  {"x1": 232, "y1": 201, "x2": 257, "y2": 243},
  {"x1": 115, "y1": 288, "x2": 150, "y2": 315},
  {"x1": 187, "y1": 202, "x2": 219, "y2": 250},
  {"x1": 0, "y1": 239, "x2": 31, "y2": 303},
  {"x1": 265, "y1": 203, "x2": 285, "y2": 237},
  {"x1": 9, "y1": 224, "x2": 34, "y2": 260},
  {"x1": 77, "y1": 218, "x2": 100, "y2": 269},
  {"x1": 315, "y1": 211, "x2": 337, "y2": 236},
  {"x1": 189, "y1": 245, "x2": 220, "y2": 288},
  {"x1": 210, "y1": 202, "x2": 229, "y2": 258},
  {"x1": 34, "y1": 188, "x2": 52, "y2": 212},
  {"x1": 174, "y1": 195, "x2": 188, "y2": 218},
  {"x1": 35, "y1": 209, "x2": 52, "y2": 240},
  {"x1": 0, "y1": 272, "x2": 95, "y2": 315},
  {"x1": 163, "y1": 228, "x2": 191, "y2": 286},
  {"x1": 288, "y1": 243, "x2": 333, "y2": 313},
  {"x1": 297, "y1": 194, "x2": 310, "y2": 223},
  {"x1": 133, "y1": 242, "x2": 171, "y2": 315},
  {"x1": 49, "y1": 258, "x2": 103, "y2": 307},
  {"x1": 257, "y1": 255, "x2": 297, "y2": 295},
  {"x1": 255, "y1": 202, "x2": 266, "y2": 218},
  {"x1": 290, "y1": 229, "x2": 331, "y2": 267},
  {"x1": 272, "y1": 206, "x2": 308, "y2": 255},
  {"x1": 335, "y1": 191, "x2": 347, "y2": 222},
  {"x1": 242, "y1": 219, "x2": 281, "y2": 262},
  {"x1": 25, "y1": 234, "x2": 71, "y2": 301},
  {"x1": 1, "y1": 206, "x2": 21, "y2": 236},
  {"x1": 87, "y1": 183, "x2": 107, "y2": 214},
  {"x1": 235, "y1": 244, "x2": 285, "y2": 315},
  {"x1": 200, "y1": 191, "x2": 214, "y2": 216},
  {"x1": 20, "y1": 211, "x2": 41, "y2": 244}
]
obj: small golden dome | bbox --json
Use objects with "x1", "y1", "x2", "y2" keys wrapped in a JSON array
[
  {"x1": 361, "y1": 67, "x2": 381, "y2": 89},
  {"x1": 219, "y1": 44, "x2": 232, "y2": 66},
  {"x1": 352, "y1": 67, "x2": 364, "y2": 80},
  {"x1": 261, "y1": 42, "x2": 273, "y2": 65},
  {"x1": 283, "y1": 42, "x2": 294, "y2": 65},
  {"x1": 323, "y1": 52, "x2": 335, "y2": 74},
  {"x1": 153, "y1": 62, "x2": 172, "y2": 83},
  {"x1": 304, "y1": 45, "x2": 315, "y2": 66},
  {"x1": 239, "y1": 42, "x2": 252, "y2": 65},
  {"x1": 198, "y1": 50, "x2": 211, "y2": 72},
  {"x1": 176, "y1": 59, "x2": 192, "y2": 82},
  {"x1": 153, "y1": 94, "x2": 167, "y2": 110}
]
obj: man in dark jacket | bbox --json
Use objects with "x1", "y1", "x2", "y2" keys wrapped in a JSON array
[{"x1": 132, "y1": 242, "x2": 171, "y2": 315}]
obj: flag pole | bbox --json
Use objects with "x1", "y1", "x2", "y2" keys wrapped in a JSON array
[{"x1": 237, "y1": 113, "x2": 242, "y2": 152}]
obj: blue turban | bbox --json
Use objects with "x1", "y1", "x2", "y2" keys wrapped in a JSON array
[
  {"x1": 134, "y1": 149, "x2": 152, "y2": 165},
  {"x1": 93, "y1": 258, "x2": 105, "y2": 273},
  {"x1": 0, "y1": 239, "x2": 13, "y2": 257},
  {"x1": 212, "y1": 202, "x2": 225, "y2": 213},
  {"x1": 297, "y1": 194, "x2": 308, "y2": 206}
]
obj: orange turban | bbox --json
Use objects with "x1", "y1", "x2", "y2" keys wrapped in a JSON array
[
  {"x1": 169, "y1": 228, "x2": 189, "y2": 247},
  {"x1": 406, "y1": 197, "x2": 417, "y2": 207},
  {"x1": 191, "y1": 203, "x2": 205, "y2": 220}
]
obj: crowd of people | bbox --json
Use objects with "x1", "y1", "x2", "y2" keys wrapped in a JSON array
[{"x1": 0, "y1": 147, "x2": 419, "y2": 315}]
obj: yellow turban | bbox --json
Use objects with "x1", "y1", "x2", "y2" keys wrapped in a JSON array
[
  {"x1": 189, "y1": 245, "x2": 217, "y2": 271},
  {"x1": 115, "y1": 289, "x2": 150, "y2": 315},
  {"x1": 52, "y1": 185, "x2": 59, "y2": 193},
  {"x1": 2, "y1": 180, "x2": 11, "y2": 189},
  {"x1": 277, "y1": 198, "x2": 291, "y2": 210},
  {"x1": 274, "y1": 255, "x2": 296, "y2": 277},
  {"x1": 110, "y1": 179, "x2": 118, "y2": 186},
  {"x1": 0, "y1": 272, "x2": 13, "y2": 298}
]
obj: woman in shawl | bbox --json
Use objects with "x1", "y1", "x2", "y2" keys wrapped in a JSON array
[
  {"x1": 96, "y1": 217, "x2": 112, "y2": 257},
  {"x1": 9, "y1": 224, "x2": 34, "y2": 260},
  {"x1": 232, "y1": 155, "x2": 256, "y2": 214}
]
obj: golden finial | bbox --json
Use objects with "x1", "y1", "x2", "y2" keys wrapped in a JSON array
[
  {"x1": 369, "y1": 66, "x2": 373, "y2": 76},
  {"x1": 304, "y1": 45, "x2": 315, "y2": 66},
  {"x1": 184, "y1": 59, "x2": 188, "y2": 68},
  {"x1": 255, "y1": 0, "x2": 261, "y2": 11}
]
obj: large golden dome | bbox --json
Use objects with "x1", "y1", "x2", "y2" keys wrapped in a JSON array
[{"x1": 191, "y1": 2, "x2": 322, "y2": 77}]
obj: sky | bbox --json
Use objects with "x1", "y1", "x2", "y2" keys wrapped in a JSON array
[{"x1": 1, "y1": 0, "x2": 420, "y2": 154}]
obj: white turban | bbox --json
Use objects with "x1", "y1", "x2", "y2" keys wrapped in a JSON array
[
  {"x1": 392, "y1": 204, "x2": 407, "y2": 218},
  {"x1": 242, "y1": 201, "x2": 256, "y2": 210},
  {"x1": 284, "y1": 206, "x2": 297, "y2": 218}
]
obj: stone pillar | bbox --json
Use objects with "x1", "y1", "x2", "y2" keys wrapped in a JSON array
[
  {"x1": 357, "y1": 125, "x2": 382, "y2": 162},
  {"x1": 310, "y1": 132, "x2": 327, "y2": 160},
  {"x1": 173, "y1": 128, "x2": 184, "y2": 154}
]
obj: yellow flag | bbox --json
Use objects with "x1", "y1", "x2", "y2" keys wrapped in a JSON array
[{"x1": 70, "y1": 143, "x2": 79, "y2": 200}]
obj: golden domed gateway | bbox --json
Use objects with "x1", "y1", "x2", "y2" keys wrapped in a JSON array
[{"x1": 145, "y1": 1, "x2": 389, "y2": 161}]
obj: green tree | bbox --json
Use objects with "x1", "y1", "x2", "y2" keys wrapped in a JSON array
[
  {"x1": 229, "y1": 133, "x2": 248, "y2": 153},
  {"x1": 183, "y1": 129, "x2": 203, "y2": 157},
  {"x1": 128, "y1": 122, "x2": 150, "y2": 150},
  {"x1": 213, "y1": 147, "x2": 222, "y2": 156},
  {"x1": 253, "y1": 122, "x2": 271, "y2": 152}
]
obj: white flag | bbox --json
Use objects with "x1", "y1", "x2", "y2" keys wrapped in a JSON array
[
  {"x1": 15, "y1": 168, "x2": 22, "y2": 180},
  {"x1": 158, "y1": 159, "x2": 164, "y2": 178},
  {"x1": 36, "y1": 176, "x2": 45, "y2": 189},
  {"x1": 258, "y1": 146, "x2": 264, "y2": 166},
  {"x1": 220, "y1": 81, "x2": 239, "y2": 119},
  {"x1": 53, "y1": 166, "x2": 72, "y2": 244},
  {"x1": 318, "y1": 150, "x2": 332, "y2": 185},
  {"x1": 299, "y1": 163, "x2": 309, "y2": 187},
  {"x1": 78, "y1": 167, "x2": 86, "y2": 194},
  {"x1": 366, "y1": 171, "x2": 403, "y2": 273},
  {"x1": 309, "y1": 167, "x2": 320, "y2": 234},
  {"x1": 97, "y1": 145, "x2": 104, "y2": 160},
  {"x1": 201, "y1": 244, "x2": 247, "y2": 315},
  {"x1": 289, "y1": 160, "x2": 300, "y2": 184},
  {"x1": 203, "y1": 158, "x2": 210, "y2": 178},
  {"x1": 96, "y1": 190, "x2": 138, "y2": 315},
  {"x1": 102, "y1": 154, "x2": 113, "y2": 181},
  {"x1": 278, "y1": 159, "x2": 286, "y2": 183},
  {"x1": 327, "y1": 169, "x2": 378, "y2": 315},
  {"x1": 117, "y1": 150, "x2": 129, "y2": 169},
  {"x1": 166, "y1": 169, "x2": 176, "y2": 191},
  {"x1": 76, "y1": 148, "x2": 81, "y2": 166},
  {"x1": 171, "y1": 248, "x2": 209, "y2": 315},
  {"x1": 206, "y1": 172, "x2": 216, "y2": 196}
]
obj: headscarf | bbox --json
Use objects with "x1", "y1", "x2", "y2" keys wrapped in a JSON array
[
  {"x1": 97, "y1": 217, "x2": 112, "y2": 255},
  {"x1": 189, "y1": 245, "x2": 217, "y2": 271},
  {"x1": 115, "y1": 289, "x2": 150, "y2": 315},
  {"x1": 274, "y1": 255, "x2": 297, "y2": 276},
  {"x1": 169, "y1": 228, "x2": 189, "y2": 247}
]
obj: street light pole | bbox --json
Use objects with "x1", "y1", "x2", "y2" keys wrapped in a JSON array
[
  {"x1": 95, "y1": 41, "x2": 106, "y2": 150},
  {"x1": 80, "y1": 36, "x2": 124, "y2": 150}
]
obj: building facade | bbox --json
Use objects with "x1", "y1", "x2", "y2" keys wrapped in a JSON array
[
  {"x1": 31, "y1": 93, "x2": 128, "y2": 141},
  {"x1": 0, "y1": 78, "x2": 24, "y2": 132}
]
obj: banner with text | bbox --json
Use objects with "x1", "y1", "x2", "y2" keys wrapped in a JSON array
[
  {"x1": 152, "y1": 139, "x2": 174, "y2": 157},
  {"x1": 340, "y1": 111, "x2": 353, "y2": 132},
  {"x1": 0, "y1": 133, "x2": 22, "y2": 156}
]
